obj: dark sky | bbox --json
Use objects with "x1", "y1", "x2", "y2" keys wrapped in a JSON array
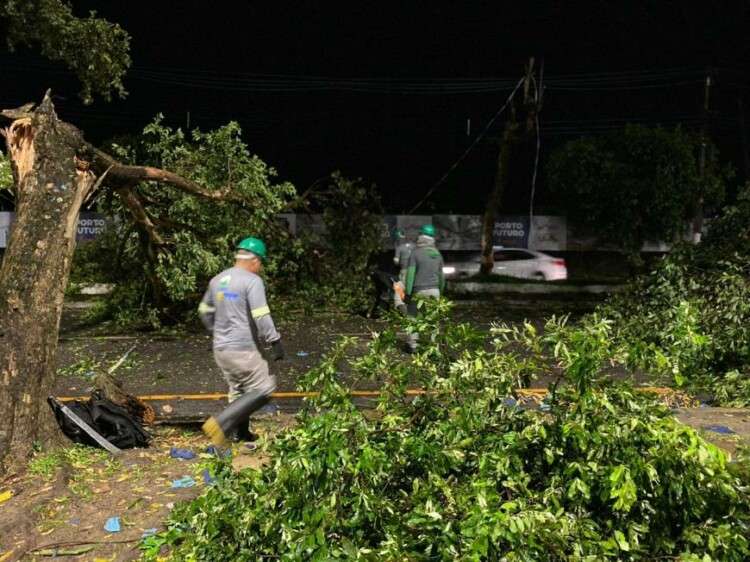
[{"x1": 2, "y1": 1, "x2": 749, "y2": 212}]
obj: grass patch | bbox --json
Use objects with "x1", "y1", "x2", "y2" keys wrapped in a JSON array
[
  {"x1": 28, "y1": 451, "x2": 65, "y2": 480},
  {"x1": 28, "y1": 443, "x2": 120, "y2": 498}
]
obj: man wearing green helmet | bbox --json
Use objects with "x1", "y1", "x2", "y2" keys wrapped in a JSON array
[
  {"x1": 404, "y1": 223, "x2": 445, "y2": 352},
  {"x1": 198, "y1": 236, "x2": 284, "y2": 445}
]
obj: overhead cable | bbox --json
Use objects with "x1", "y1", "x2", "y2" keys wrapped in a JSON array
[{"x1": 408, "y1": 77, "x2": 525, "y2": 214}]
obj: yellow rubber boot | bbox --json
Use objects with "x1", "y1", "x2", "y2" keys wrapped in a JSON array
[{"x1": 202, "y1": 416, "x2": 227, "y2": 446}]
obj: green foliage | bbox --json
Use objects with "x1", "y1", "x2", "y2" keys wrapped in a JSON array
[
  {"x1": 0, "y1": 151, "x2": 12, "y2": 192},
  {"x1": 1, "y1": 0, "x2": 131, "y2": 103},
  {"x1": 602, "y1": 185, "x2": 750, "y2": 403},
  {"x1": 145, "y1": 301, "x2": 750, "y2": 561},
  {"x1": 282, "y1": 172, "x2": 384, "y2": 315},
  {"x1": 547, "y1": 125, "x2": 729, "y2": 256},
  {"x1": 28, "y1": 443, "x2": 115, "y2": 481},
  {"x1": 56, "y1": 354, "x2": 100, "y2": 379},
  {"x1": 78, "y1": 117, "x2": 295, "y2": 326}
]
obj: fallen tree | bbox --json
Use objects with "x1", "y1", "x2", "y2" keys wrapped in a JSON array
[
  {"x1": 69, "y1": 117, "x2": 294, "y2": 326},
  {"x1": 145, "y1": 300, "x2": 750, "y2": 560},
  {"x1": 601, "y1": 182, "x2": 750, "y2": 404}
]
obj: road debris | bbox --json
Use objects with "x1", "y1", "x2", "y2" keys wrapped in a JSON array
[
  {"x1": 171, "y1": 476, "x2": 196, "y2": 489},
  {"x1": 104, "y1": 516, "x2": 121, "y2": 533},
  {"x1": 169, "y1": 447, "x2": 196, "y2": 460}
]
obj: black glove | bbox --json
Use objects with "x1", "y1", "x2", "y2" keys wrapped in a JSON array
[{"x1": 271, "y1": 339, "x2": 285, "y2": 361}]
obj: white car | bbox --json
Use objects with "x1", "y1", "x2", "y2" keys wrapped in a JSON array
[{"x1": 442, "y1": 247, "x2": 567, "y2": 281}]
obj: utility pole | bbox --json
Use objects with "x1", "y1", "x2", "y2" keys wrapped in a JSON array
[
  {"x1": 693, "y1": 71, "x2": 712, "y2": 243},
  {"x1": 480, "y1": 57, "x2": 539, "y2": 274}
]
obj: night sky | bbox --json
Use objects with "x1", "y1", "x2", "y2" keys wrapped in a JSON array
[{"x1": 2, "y1": 1, "x2": 749, "y2": 213}]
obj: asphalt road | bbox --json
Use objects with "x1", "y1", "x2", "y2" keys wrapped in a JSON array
[{"x1": 54, "y1": 298, "x2": 596, "y2": 420}]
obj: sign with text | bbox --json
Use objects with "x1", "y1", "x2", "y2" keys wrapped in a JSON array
[
  {"x1": 0, "y1": 211, "x2": 108, "y2": 248},
  {"x1": 492, "y1": 216, "x2": 529, "y2": 248},
  {"x1": 77, "y1": 212, "x2": 107, "y2": 241}
]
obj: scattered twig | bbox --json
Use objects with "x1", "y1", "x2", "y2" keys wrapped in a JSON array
[{"x1": 107, "y1": 344, "x2": 137, "y2": 375}]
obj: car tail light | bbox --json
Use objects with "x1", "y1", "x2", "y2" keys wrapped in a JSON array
[{"x1": 553, "y1": 259, "x2": 566, "y2": 267}]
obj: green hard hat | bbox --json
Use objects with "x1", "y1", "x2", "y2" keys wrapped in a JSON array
[
  {"x1": 236, "y1": 237, "x2": 267, "y2": 261},
  {"x1": 420, "y1": 224, "x2": 436, "y2": 237},
  {"x1": 394, "y1": 228, "x2": 405, "y2": 239}
]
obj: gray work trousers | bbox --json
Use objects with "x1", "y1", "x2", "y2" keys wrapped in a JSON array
[
  {"x1": 214, "y1": 349, "x2": 277, "y2": 403},
  {"x1": 406, "y1": 288, "x2": 440, "y2": 350}
]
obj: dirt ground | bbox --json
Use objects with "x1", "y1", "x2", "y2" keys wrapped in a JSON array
[{"x1": 0, "y1": 415, "x2": 292, "y2": 562}]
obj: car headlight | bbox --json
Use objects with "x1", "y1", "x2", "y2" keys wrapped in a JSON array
[{"x1": 442, "y1": 266, "x2": 456, "y2": 274}]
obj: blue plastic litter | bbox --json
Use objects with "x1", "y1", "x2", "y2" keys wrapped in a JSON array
[
  {"x1": 170, "y1": 447, "x2": 197, "y2": 460},
  {"x1": 296, "y1": 351, "x2": 310, "y2": 357},
  {"x1": 171, "y1": 476, "x2": 196, "y2": 488},
  {"x1": 104, "y1": 516, "x2": 121, "y2": 533},
  {"x1": 502, "y1": 398, "x2": 517, "y2": 408},
  {"x1": 202, "y1": 468, "x2": 215, "y2": 485},
  {"x1": 142, "y1": 528, "x2": 158, "y2": 538},
  {"x1": 69, "y1": 517, "x2": 81, "y2": 526},
  {"x1": 703, "y1": 424, "x2": 736, "y2": 435},
  {"x1": 539, "y1": 402, "x2": 552, "y2": 412}
]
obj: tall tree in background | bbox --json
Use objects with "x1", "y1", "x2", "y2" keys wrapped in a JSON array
[
  {"x1": 1, "y1": 0, "x2": 131, "y2": 104},
  {"x1": 547, "y1": 125, "x2": 729, "y2": 260}
]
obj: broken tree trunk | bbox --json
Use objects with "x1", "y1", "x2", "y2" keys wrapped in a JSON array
[{"x1": 0, "y1": 94, "x2": 95, "y2": 473}]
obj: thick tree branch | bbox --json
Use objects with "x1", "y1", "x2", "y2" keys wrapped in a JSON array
[
  {"x1": 89, "y1": 147, "x2": 244, "y2": 203},
  {"x1": 116, "y1": 186, "x2": 166, "y2": 247}
]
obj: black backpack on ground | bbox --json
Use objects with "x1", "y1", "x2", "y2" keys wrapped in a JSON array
[{"x1": 48, "y1": 390, "x2": 151, "y2": 449}]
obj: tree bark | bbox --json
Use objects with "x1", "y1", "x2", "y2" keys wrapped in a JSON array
[{"x1": 0, "y1": 93, "x2": 94, "y2": 473}]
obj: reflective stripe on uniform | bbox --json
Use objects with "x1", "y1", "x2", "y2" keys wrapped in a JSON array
[
  {"x1": 251, "y1": 305, "x2": 271, "y2": 319},
  {"x1": 198, "y1": 302, "x2": 215, "y2": 314}
]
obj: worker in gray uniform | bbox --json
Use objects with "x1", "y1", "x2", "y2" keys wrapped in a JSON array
[
  {"x1": 404, "y1": 224, "x2": 445, "y2": 352},
  {"x1": 198, "y1": 236, "x2": 284, "y2": 445},
  {"x1": 392, "y1": 228, "x2": 414, "y2": 315}
]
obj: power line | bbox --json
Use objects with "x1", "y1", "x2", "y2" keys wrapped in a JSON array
[
  {"x1": 529, "y1": 61, "x2": 544, "y2": 233},
  {"x1": 408, "y1": 77, "x2": 525, "y2": 214},
  {"x1": 1, "y1": 55, "x2": 722, "y2": 95}
]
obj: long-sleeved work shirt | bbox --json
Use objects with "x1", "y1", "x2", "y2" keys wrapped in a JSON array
[
  {"x1": 405, "y1": 235, "x2": 445, "y2": 295},
  {"x1": 198, "y1": 267, "x2": 280, "y2": 351}
]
